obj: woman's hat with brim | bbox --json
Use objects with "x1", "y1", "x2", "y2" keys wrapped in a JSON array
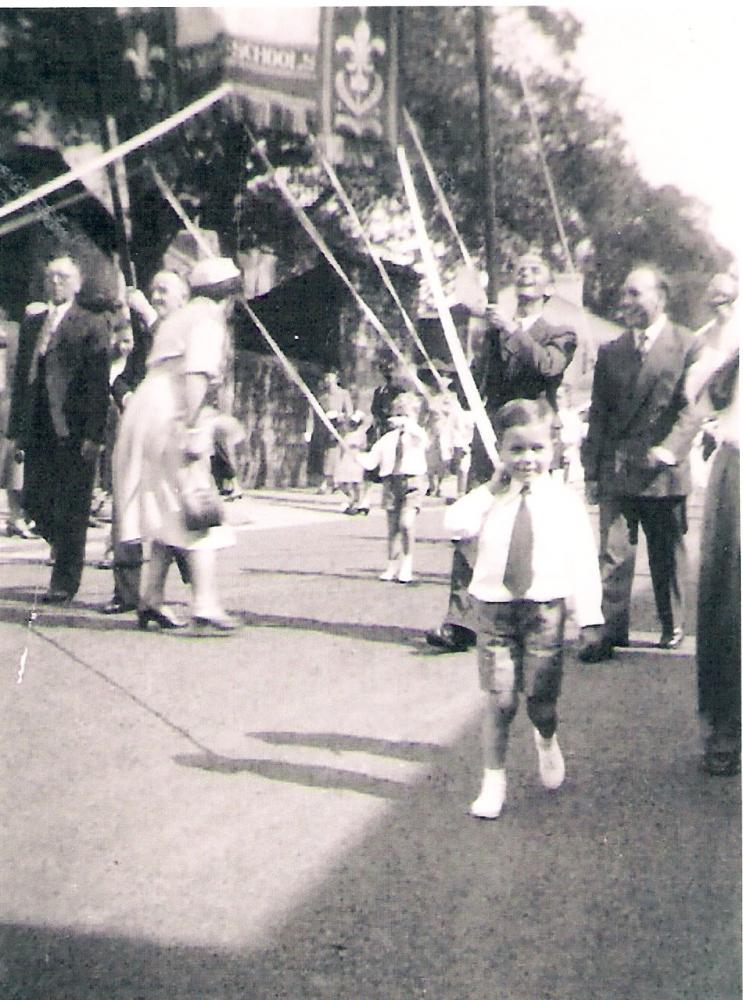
[{"x1": 189, "y1": 257, "x2": 242, "y2": 291}]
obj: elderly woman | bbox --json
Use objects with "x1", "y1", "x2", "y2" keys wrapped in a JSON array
[{"x1": 114, "y1": 257, "x2": 242, "y2": 634}]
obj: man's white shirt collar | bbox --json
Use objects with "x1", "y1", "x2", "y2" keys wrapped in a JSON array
[
  {"x1": 515, "y1": 311, "x2": 543, "y2": 333},
  {"x1": 48, "y1": 299, "x2": 73, "y2": 327},
  {"x1": 639, "y1": 312, "x2": 667, "y2": 350}
]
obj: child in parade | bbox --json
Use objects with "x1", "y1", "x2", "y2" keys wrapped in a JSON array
[
  {"x1": 359, "y1": 391, "x2": 428, "y2": 583},
  {"x1": 444, "y1": 398, "x2": 603, "y2": 819},
  {"x1": 335, "y1": 410, "x2": 369, "y2": 514}
]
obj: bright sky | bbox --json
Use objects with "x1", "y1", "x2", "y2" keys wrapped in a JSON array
[{"x1": 568, "y1": 4, "x2": 742, "y2": 260}]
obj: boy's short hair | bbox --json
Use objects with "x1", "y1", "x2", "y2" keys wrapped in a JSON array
[
  {"x1": 392, "y1": 391, "x2": 421, "y2": 417},
  {"x1": 493, "y1": 397, "x2": 552, "y2": 437}
]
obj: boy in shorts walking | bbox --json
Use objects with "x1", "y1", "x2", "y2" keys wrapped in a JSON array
[
  {"x1": 444, "y1": 399, "x2": 603, "y2": 818},
  {"x1": 359, "y1": 392, "x2": 428, "y2": 583}
]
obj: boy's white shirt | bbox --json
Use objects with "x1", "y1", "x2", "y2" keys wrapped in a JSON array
[
  {"x1": 358, "y1": 421, "x2": 429, "y2": 476},
  {"x1": 444, "y1": 475, "x2": 604, "y2": 628}
]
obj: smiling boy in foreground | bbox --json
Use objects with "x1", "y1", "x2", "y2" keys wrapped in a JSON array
[{"x1": 444, "y1": 398, "x2": 604, "y2": 819}]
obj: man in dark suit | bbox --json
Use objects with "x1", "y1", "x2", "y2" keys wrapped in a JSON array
[
  {"x1": 426, "y1": 252, "x2": 578, "y2": 651},
  {"x1": 579, "y1": 263, "x2": 702, "y2": 661},
  {"x1": 8, "y1": 254, "x2": 111, "y2": 603}
]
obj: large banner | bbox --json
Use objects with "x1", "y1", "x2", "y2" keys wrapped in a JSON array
[{"x1": 176, "y1": 6, "x2": 398, "y2": 147}]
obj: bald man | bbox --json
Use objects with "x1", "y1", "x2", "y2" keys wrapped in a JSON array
[
  {"x1": 8, "y1": 255, "x2": 110, "y2": 602},
  {"x1": 579, "y1": 263, "x2": 703, "y2": 660}
]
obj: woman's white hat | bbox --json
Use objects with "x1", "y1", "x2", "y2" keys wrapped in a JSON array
[{"x1": 189, "y1": 257, "x2": 241, "y2": 290}]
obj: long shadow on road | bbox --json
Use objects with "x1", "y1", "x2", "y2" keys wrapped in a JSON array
[{"x1": 3, "y1": 651, "x2": 739, "y2": 1000}]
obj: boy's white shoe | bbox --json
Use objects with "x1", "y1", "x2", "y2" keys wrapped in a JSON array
[
  {"x1": 469, "y1": 768, "x2": 506, "y2": 819},
  {"x1": 379, "y1": 561, "x2": 399, "y2": 581},
  {"x1": 397, "y1": 555, "x2": 413, "y2": 583},
  {"x1": 533, "y1": 729, "x2": 565, "y2": 790}
]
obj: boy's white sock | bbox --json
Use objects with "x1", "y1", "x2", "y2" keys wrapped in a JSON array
[
  {"x1": 469, "y1": 768, "x2": 506, "y2": 819},
  {"x1": 397, "y1": 554, "x2": 413, "y2": 583},
  {"x1": 379, "y1": 558, "x2": 399, "y2": 581},
  {"x1": 533, "y1": 728, "x2": 565, "y2": 790}
]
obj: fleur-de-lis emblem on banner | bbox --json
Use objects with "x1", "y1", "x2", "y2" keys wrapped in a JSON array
[
  {"x1": 335, "y1": 9, "x2": 386, "y2": 137},
  {"x1": 125, "y1": 29, "x2": 165, "y2": 101}
]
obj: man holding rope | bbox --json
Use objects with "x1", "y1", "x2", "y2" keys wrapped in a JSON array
[{"x1": 426, "y1": 251, "x2": 577, "y2": 652}]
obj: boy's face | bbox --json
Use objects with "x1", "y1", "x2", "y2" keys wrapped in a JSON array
[
  {"x1": 499, "y1": 421, "x2": 553, "y2": 482},
  {"x1": 389, "y1": 397, "x2": 415, "y2": 426}
]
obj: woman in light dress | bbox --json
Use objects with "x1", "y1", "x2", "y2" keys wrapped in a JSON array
[{"x1": 114, "y1": 258, "x2": 242, "y2": 635}]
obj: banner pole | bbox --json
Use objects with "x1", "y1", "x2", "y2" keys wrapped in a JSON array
[
  {"x1": 247, "y1": 129, "x2": 430, "y2": 400},
  {"x1": 145, "y1": 159, "x2": 342, "y2": 442},
  {"x1": 397, "y1": 145, "x2": 498, "y2": 468},
  {"x1": 0, "y1": 83, "x2": 233, "y2": 223},
  {"x1": 316, "y1": 144, "x2": 446, "y2": 391},
  {"x1": 402, "y1": 107, "x2": 473, "y2": 269}
]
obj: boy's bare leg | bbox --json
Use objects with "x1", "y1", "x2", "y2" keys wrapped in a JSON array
[
  {"x1": 380, "y1": 508, "x2": 402, "y2": 580},
  {"x1": 398, "y1": 507, "x2": 417, "y2": 582},
  {"x1": 482, "y1": 689, "x2": 517, "y2": 768}
]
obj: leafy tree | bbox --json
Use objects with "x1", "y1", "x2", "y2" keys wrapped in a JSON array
[{"x1": 0, "y1": 5, "x2": 732, "y2": 328}]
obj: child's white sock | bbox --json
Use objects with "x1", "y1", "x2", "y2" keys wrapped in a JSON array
[
  {"x1": 469, "y1": 767, "x2": 506, "y2": 819},
  {"x1": 379, "y1": 559, "x2": 399, "y2": 581},
  {"x1": 397, "y1": 554, "x2": 413, "y2": 583},
  {"x1": 533, "y1": 728, "x2": 565, "y2": 790}
]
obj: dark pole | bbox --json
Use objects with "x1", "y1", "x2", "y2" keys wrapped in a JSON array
[
  {"x1": 87, "y1": 10, "x2": 137, "y2": 288},
  {"x1": 473, "y1": 7, "x2": 499, "y2": 302}
]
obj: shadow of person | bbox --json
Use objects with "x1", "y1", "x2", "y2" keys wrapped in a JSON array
[{"x1": 174, "y1": 751, "x2": 409, "y2": 800}]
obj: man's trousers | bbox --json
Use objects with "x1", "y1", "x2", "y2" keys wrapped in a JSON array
[
  {"x1": 597, "y1": 495, "x2": 687, "y2": 642},
  {"x1": 24, "y1": 436, "x2": 97, "y2": 598}
]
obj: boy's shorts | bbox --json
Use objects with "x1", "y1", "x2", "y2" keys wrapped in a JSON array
[
  {"x1": 382, "y1": 474, "x2": 428, "y2": 514},
  {"x1": 473, "y1": 598, "x2": 566, "y2": 702}
]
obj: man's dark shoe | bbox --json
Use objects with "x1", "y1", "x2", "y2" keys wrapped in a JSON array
[
  {"x1": 425, "y1": 623, "x2": 475, "y2": 652},
  {"x1": 100, "y1": 599, "x2": 136, "y2": 615},
  {"x1": 658, "y1": 628, "x2": 684, "y2": 650},
  {"x1": 41, "y1": 589, "x2": 73, "y2": 606},
  {"x1": 610, "y1": 635, "x2": 631, "y2": 648},
  {"x1": 703, "y1": 751, "x2": 740, "y2": 777},
  {"x1": 577, "y1": 638, "x2": 614, "y2": 662}
]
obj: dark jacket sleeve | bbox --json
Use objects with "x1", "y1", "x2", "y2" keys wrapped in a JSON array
[
  {"x1": 580, "y1": 344, "x2": 609, "y2": 483},
  {"x1": 7, "y1": 315, "x2": 38, "y2": 444},
  {"x1": 111, "y1": 322, "x2": 153, "y2": 409},
  {"x1": 81, "y1": 312, "x2": 113, "y2": 444},
  {"x1": 659, "y1": 332, "x2": 706, "y2": 462},
  {"x1": 507, "y1": 322, "x2": 577, "y2": 377}
]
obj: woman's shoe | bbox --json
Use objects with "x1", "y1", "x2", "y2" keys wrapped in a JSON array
[
  {"x1": 191, "y1": 613, "x2": 237, "y2": 634},
  {"x1": 137, "y1": 606, "x2": 188, "y2": 630},
  {"x1": 356, "y1": 506, "x2": 370, "y2": 516},
  {"x1": 6, "y1": 519, "x2": 37, "y2": 539}
]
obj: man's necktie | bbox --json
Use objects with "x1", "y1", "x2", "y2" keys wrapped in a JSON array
[
  {"x1": 635, "y1": 330, "x2": 649, "y2": 360},
  {"x1": 392, "y1": 428, "x2": 405, "y2": 473},
  {"x1": 27, "y1": 306, "x2": 59, "y2": 385},
  {"x1": 503, "y1": 484, "x2": 533, "y2": 598}
]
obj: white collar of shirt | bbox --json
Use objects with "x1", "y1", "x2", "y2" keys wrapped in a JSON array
[
  {"x1": 47, "y1": 299, "x2": 72, "y2": 328},
  {"x1": 499, "y1": 474, "x2": 549, "y2": 501},
  {"x1": 639, "y1": 312, "x2": 667, "y2": 351},
  {"x1": 514, "y1": 310, "x2": 543, "y2": 333}
]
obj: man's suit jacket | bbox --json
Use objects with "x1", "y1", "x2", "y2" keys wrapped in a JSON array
[
  {"x1": 581, "y1": 321, "x2": 702, "y2": 498},
  {"x1": 8, "y1": 300, "x2": 110, "y2": 447},
  {"x1": 476, "y1": 316, "x2": 577, "y2": 414},
  {"x1": 110, "y1": 322, "x2": 154, "y2": 410}
]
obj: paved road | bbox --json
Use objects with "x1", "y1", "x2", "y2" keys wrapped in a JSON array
[{"x1": 0, "y1": 486, "x2": 739, "y2": 1000}]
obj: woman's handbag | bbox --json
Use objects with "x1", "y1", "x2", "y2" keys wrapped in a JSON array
[{"x1": 180, "y1": 463, "x2": 224, "y2": 531}]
